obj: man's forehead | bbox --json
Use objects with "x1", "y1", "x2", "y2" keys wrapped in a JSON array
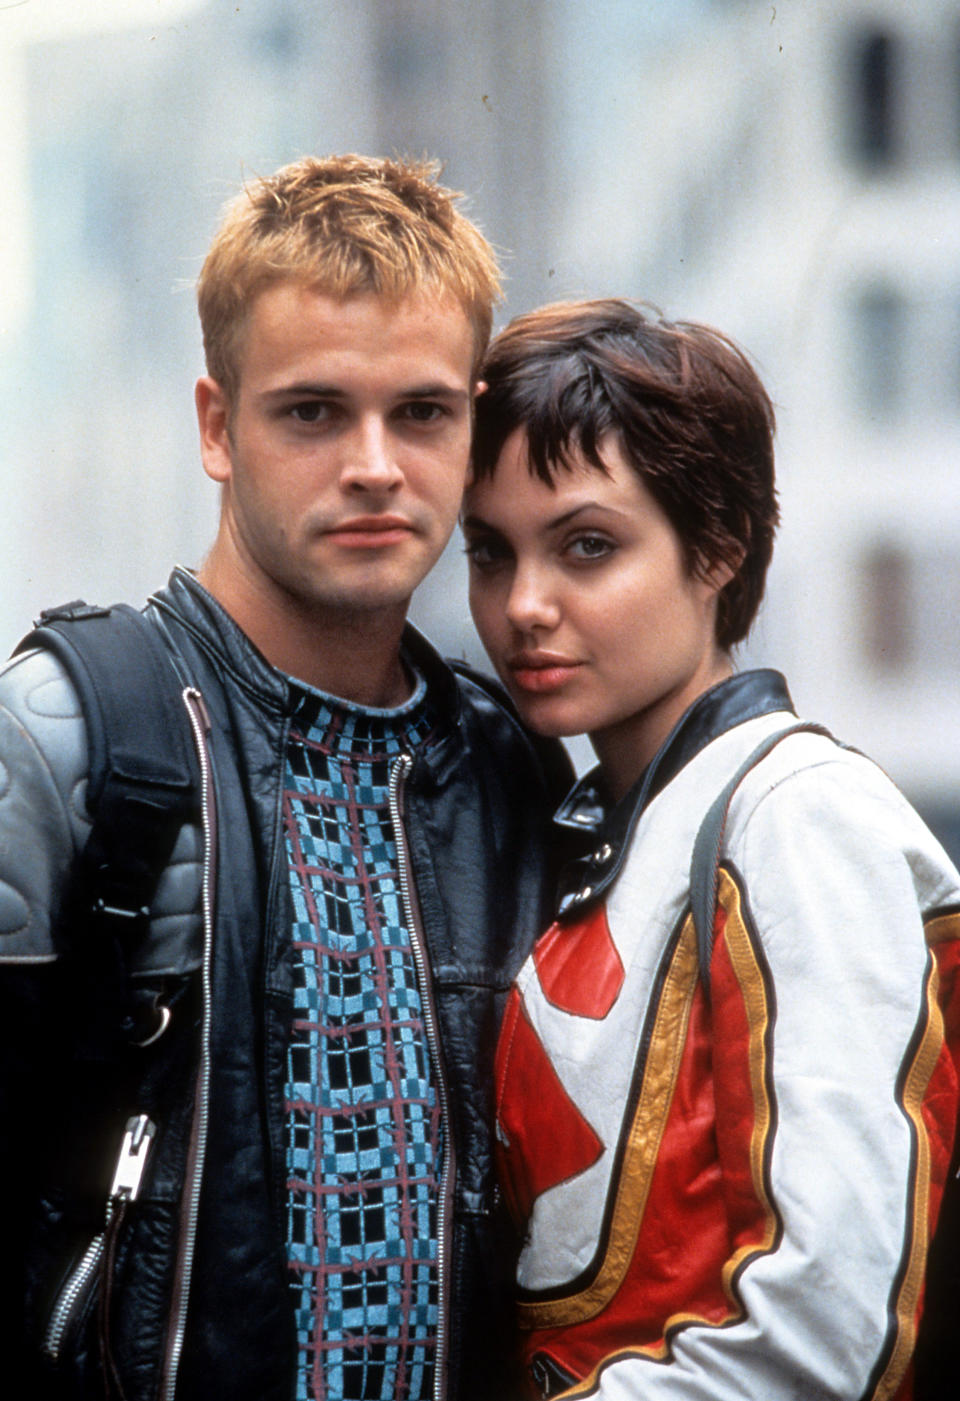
[
  {"x1": 249, "y1": 277, "x2": 470, "y2": 327},
  {"x1": 230, "y1": 279, "x2": 477, "y2": 399}
]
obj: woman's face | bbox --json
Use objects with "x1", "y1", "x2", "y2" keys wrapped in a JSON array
[{"x1": 464, "y1": 428, "x2": 733, "y2": 794}]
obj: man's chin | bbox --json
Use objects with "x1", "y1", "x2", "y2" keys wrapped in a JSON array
[{"x1": 296, "y1": 577, "x2": 424, "y2": 621}]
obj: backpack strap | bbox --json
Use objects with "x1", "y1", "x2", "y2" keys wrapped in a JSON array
[
  {"x1": 14, "y1": 602, "x2": 198, "y2": 1011},
  {"x1": 689, "y1": 722, "x2": 834, "y2": 1001}
]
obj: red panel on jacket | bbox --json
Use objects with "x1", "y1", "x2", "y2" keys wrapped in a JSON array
[
  {"x1": 534, "y1": 909, "x2": 624, "y2": 1020},
  {"x1": 495, "y1": 989, "x2": 604, "y2": 1225}
]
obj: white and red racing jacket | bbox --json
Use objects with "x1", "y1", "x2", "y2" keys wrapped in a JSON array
[{"x1": 495, "y1": 670, "x2": 960, "y2": 1401}]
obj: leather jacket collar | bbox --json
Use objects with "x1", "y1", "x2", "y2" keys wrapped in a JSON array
[
  {"x1": 150, "y1": 567, "x2": 464, "y2": 731},
  {"x1": 554, "y1": 669, "x2": 795, "y2": 917}
]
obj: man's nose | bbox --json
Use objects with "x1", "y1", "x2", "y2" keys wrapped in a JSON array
[{"x1": 339, "y1": 418, "x2": 404, "y2": 493}]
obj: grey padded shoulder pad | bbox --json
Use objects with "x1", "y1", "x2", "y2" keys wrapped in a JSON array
[
  {"x1": 0, "y1": 647, "x2": 204, "y2": 973},
  {"x1": 0, "y1": 647, "x2": 90, "y2": 961}
]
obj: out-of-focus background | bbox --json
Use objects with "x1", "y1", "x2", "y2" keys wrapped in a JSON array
[{"x1": 3, "y1": 0, "x2": 959, "y2": 853}]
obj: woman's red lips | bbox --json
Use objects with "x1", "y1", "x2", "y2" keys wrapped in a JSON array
[{"x1": 507, "y1": 653, "x2": 582, "y2": 694}]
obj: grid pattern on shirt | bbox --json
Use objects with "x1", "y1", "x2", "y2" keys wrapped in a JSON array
[{"x1": 282, "y1": 683, "x2": 441, "y2": 1401}]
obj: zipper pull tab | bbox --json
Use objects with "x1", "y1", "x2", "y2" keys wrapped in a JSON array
[
  {"x1": 185, "y1": 686, "x2": 212, "y2": 734},
  {"x1": 109, "y1": 1114, "x2": 156, "y2": 1204}
]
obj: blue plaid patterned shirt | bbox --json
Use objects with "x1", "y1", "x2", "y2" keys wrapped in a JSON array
[{"x1": 282, "y1": 670, "x2": 441, "y2": 1401}]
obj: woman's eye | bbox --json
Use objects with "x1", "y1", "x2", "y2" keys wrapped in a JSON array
[
  {"x1": 464, "y1": 537, "x2": 508, "y2": 568},
  {"x1": 568, "y1": 534, "x2": 615, "y2": 561}
]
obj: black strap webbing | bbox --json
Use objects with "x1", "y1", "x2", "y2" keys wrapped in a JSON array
[{"x1": 14, "y1": 601, "x2": 198, "y2": 935}]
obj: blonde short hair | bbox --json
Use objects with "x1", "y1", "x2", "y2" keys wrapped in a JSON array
[{"x1": 197, "y1": 154, "x2": 502, "y2": 401}]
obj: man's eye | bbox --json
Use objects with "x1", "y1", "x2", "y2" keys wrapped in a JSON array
[
  {"x1": 402, "y1": 402, "x2": 445, "y2": 423},
  {"x1": 289, "y1": 401, "x2": 330, "y2": 424}
]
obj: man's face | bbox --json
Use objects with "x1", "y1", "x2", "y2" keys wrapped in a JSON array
[{"x1": 196, "y1": 283, "x2": 476, "y2": 627}]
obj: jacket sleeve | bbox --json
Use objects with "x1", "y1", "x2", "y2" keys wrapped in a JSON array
[
  {"x1": 0, "y1": 647, "x2": 92, "y2": 1361},
  {"x1": 0, "y1": 647, "x2": 91, "y2": 960},
  {"x1": 568, "y1": 748, "x2": 960, "y2": 1401}
]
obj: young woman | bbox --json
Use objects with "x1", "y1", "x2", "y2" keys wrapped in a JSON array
[{"x1": 463, "y1": 300, "x2": 960, "y2": 1401}]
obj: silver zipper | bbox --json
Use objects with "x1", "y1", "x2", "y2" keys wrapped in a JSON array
[
  {"x1": 388, "y1": 753, "x2": 454, "y2": 1401},
  {"x1": 43, "y1": 1236, "x2": 105, "y2": 1363},
  {"x1": 43, "y1": 1114, "x2": 156, "y2": 1363},
  {"x1": 160, "y1": 687, "x2": 217, "y2": 1401}
]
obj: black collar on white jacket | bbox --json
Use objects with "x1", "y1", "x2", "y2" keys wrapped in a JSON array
[{"x1": 553, "y1": 669, "x2": 795, "y2": 918}]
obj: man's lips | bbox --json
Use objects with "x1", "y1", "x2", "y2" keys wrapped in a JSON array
[
  {"x1": 507, "y1": 652, "x2": 583, "y2": 694},
  {"x1": 325, "y1": 515, "x2": 416, "y2": 547}
]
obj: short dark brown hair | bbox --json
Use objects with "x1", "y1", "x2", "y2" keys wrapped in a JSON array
[{"x1": 473, "y1": 299, "x2": 779, "y2": 649}]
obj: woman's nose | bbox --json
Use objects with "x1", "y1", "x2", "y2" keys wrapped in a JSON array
[{"x1": 505, "y1": 563, "x2": 561, "y2": 634}]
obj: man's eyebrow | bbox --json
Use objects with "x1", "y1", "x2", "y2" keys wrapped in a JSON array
[
  {"x1": 400, "y1": 384, "x2": 471, "y2": 401},
  {"x1": 260, "y1": 382, "x2": 345, "y2": 400},
  {"x1": 262, "y1": 382, "x2": 470, "y2": 401}
]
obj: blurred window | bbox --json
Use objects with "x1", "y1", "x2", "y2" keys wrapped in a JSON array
[
  {"x1": 912, "y1": 545, "x2": 960, "y2": 671},
  {"x1": 256, "y1": 18, "x2": 296, "y2": 61},
  {"x1": 848, "y1": 26, "x2": 899, "y2": 168},
  {"x1": 860, "y1": 539, "x2": 911, "y2": 673},
  {"x1": 853, "y1": 282, "x2": 905, "y2": 416},
  {"x1": 860, "y1": 540, "x2": 960, "y2": 677},
  {"x1": 374, "y1": 6, "x2": 446, "y2": 94}
]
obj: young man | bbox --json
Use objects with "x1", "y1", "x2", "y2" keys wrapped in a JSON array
[{"x1": 0, "y1": 156, "x2": 568, "y2": 1401}]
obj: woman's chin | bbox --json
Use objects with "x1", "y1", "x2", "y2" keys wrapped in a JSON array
[{"x1": 508, "y1": 695, "x2": 588, "y2": 740}]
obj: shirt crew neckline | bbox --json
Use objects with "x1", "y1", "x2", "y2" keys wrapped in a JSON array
[{"x1": 285, "y1": 657, "x2": 429, "y2": 720}]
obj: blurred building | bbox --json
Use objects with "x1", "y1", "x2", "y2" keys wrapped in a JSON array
[
  {"x1": 2, "y1": 0, "x2": 959, "y2": 849},
  {"x1": 0, "y1": 0, "x2": 557, "y2": 647},
  {"x1": 557, "y1": 0, "x2": 960, "y2": 849}
]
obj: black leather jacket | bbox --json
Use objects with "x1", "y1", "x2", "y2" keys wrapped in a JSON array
[{"x1": 0, "y1": 570, "x2": 570, "y2": 1401}]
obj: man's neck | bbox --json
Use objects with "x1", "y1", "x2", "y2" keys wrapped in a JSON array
[
  {"x1": 272, "y1": 615, "x2": 412, "y2": 709},
  {"x1": 196, "y1": 559, "x2": 412, "y2": 709}
]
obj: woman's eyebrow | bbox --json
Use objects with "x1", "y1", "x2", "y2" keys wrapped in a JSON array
[
  {"x1": 461, "y1": 513, "x2": 500, "y2": 533},
  {"x1": 546, "y1": 502, "x2": 617, "y2": 529},
  {"x1": 462, "y1": 501, "x2": 621, "y2": 535}
]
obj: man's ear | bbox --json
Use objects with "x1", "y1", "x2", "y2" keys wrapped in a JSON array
[{"x1": 195, "y1": 376, "x2": 233, "y2": 484}]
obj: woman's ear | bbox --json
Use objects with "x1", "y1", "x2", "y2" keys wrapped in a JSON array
[
  {"x1": 695, "y1": 547, "x2": 742, "y2": 595},
  {"x1": 708, "y1": 556, "x2": 739, "y2": 591}
]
